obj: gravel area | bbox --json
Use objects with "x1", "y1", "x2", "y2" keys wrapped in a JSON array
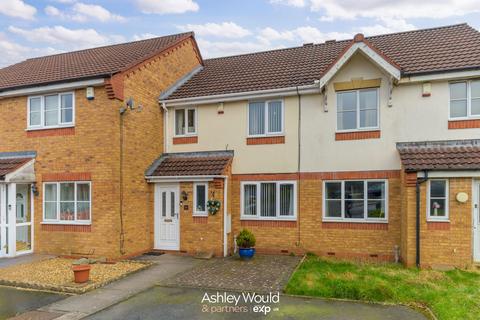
[
  {"x1": 0, "y1": 258, "x2": 151, "y2": 294},
  {"x1": 162, "y1": 254, "x2": 302, "y2": 293}
]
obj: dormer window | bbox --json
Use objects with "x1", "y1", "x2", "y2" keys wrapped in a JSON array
[
  {"x1": 28, "y1": 92, "x2": 74, "y2": 129},
  {"x1": 337, "y1": 89, "x2": 379, "y2": 131}
]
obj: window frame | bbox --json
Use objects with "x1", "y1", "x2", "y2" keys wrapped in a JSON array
[
  {"x1": 426, "y1": 179, "x2": 449, "y2": 222},
  {"x1": 193, "y1": 182, "x2": 208, "y2": 216},
  {"x1": 247, "y1": 99, "x2": 285, "y2": 137},
  {"x1": 42, "y1": 181, "x2": 92, "y2": 225},
  {"x1": 336, "y1": 88, "x2": 380, "y2": 132},
  {"x1": 173, "y1": 106, "x2": 197, "y2": 137},
  {"x1": 449, "y1": 80, "x2": 480, "y2": 120},
  {"x1": 240, "y1": 180, "x2": 297, "y2": 220},
  {"x1": 27, "y1": 92, "x2": 75, "y2": 130},
  {"x1": 322, "y1": 179, "x2": 388, "y2": 223}
]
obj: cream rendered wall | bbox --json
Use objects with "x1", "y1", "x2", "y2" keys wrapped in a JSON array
[
  {"x1": 301, "y1": 52, "x2": 480, "y2": 172},
  {"x1": 168, "y1": 96, "x2": 299, "y2": 174}
]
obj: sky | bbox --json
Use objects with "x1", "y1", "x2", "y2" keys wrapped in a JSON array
[{"x1": 0, "y1": 0, "x2": 479, "y2": 67}]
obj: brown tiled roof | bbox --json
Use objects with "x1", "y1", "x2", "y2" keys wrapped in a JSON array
[
  {"x1": 0, "y1": 157, "x2": 33, "y2": 180},
  {"x1": 397, "y1": 140, "x2": 480, "y2": 171},
  {"x1": 167, "y1": 24, "x2": 480, "y2": 100},
  {"x1": 0, "y1": 32, "x2": 195, "y2": 92},
  {"x1": 146, "y1": 151, "x2": 233, "y2": 177}
]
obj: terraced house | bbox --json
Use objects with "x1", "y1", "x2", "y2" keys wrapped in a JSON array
[{"x1": 1, "y1": 23, "x2": 480, "y2": 269}]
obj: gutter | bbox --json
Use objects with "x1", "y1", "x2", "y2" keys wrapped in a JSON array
[
  {"x1": 416, "y1": 170, "x2": 428, "y2": 268},
  {"x1": 0, "y1": 78, "x2": 105, "y2": 98}
]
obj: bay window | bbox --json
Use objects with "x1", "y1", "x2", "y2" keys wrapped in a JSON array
[
  {"x1": 241, "y1": 181, "x2": 296, "y2": 219},
  {"x1": 337, "y1": 89, "x2": 379, "y2": 131},
  {"x1": 175, "y1": 107, "x2": 196, "y2": 136},
  {"x1": 323, "y1": 180, "x2": 387, "y2": 221},
  {"x1": 43, "y1": 182, "x2": 91, "y2": 223},
  {"x1": 28, "y1": 92, "x2": 74, "y2": 129},
  {"x1": 427, "y1": 180, "x2": 449, "y2": 221},
  {"x1": 449, "y1": 80, "x2": 480, "y2": 119},
  {"x1": 248, "y1": 100, "x2": 283, "y2": 136}
]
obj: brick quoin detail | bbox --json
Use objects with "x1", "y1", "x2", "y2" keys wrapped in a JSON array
[
  {"x1": 335, "y1": 130, "x2": 381, "y2": 141},
  {"x1": 26, "y1": 127, "x2": 75, "y2": 138},
  {"x1": 173, "y1": 136, "x2": 198, "y2": 144},
  {"x1": 448, "y1": 119, "x2": 480, "y2": 129},
  {"x1": 241, "y1": 220, "x2": 297, "y2": 228},
  {"x1": 322, "y1": 222, "x2": 388, "y2": 230},
  {"x1": 193, "y1": 216, "x2": 208, "y2": 224},
  {"x1": 427, "y1": 222, "x2": 451, "y2": 230},
  {"x1": 246, "y1": 136, "x2": 285, "y2": 145},
  {"x1": 42, "y1": 172, "x2": 91, "y2": 182},
  {"x1": 41, "y1": 224, "x2": 91, "y2": 232}
]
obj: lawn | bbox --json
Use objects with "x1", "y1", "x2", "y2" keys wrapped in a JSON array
[{"x1": 285, "y1": 254, "x2": 480, "y2": 320}]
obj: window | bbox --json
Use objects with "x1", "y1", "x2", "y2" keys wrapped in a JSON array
[
  {"x1": 241, "y1": 181, "x2": 296, "y2": 219},
  {"x1": 248, "y1": 100, "x2": 283, "y2": 136},
  {"x1": 174, "y1": 108, "x2": 196, "y2": 136},
  {"x1": 427, "y1": 180, "x2": 449, "y2": 221},
  {"x1": 28, "y1": 93, "x2": 74, "y2": 129},
  {"x1": 337, "y1": 89, "x2": 379, "y2": 131},
  {"x1": 43, "y1": 182, "x2": 91, "y2": 223},
  {"x1": 194, "y1": 182, "x2": 208, "y2": 216},
  {"x1": 449, "y1": 80, "x2": 480, "y2": 119},
  {"x1": 323, "y1": 180, "x2": 387, "y2": 221}
]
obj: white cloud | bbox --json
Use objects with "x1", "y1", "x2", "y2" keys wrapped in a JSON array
[
  {"x1": 196, "y1": 38, "x2": 281, "y2": 58},
  {"x1": 178, "y1": 22, "x2": 250, "y2": 38},
  {"x1": 269, "y1": 0, "x2": 306, "y2": 7},
  {"x1": 0, "y1": 0, "x2": 36, "y2": 20},
  {"x1": 308, "y1": 0, "x2": 479, "y2": 21},
  {"x1": 0, "y1": 33, "x2": 60, "y2": 67},
  {"x1": 136, "y1": 0, "x2": 199, "y2": 14},
  {"x1": 45, "y1": 5, "x2": 62, "y2": 17},
  {"x1": 71, "y1": 3, "x2": 125, "y2": 22},
  {"x1": 258, "y1": 26, "x2": 351, "y2": 45},
  {"x1": 8, "y1": 25, "x2": 124, "y2": 49},
  {"x1": 133, "y1": 33, "x2": 158, "y2": 41},
  {"x1": 359, "y1": 18, "x2": 416, "y2": 36}
]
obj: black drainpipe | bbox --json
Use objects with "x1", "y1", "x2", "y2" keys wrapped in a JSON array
[{"x1": 416, "y1": 170, "x2": 428, "y2": 268}]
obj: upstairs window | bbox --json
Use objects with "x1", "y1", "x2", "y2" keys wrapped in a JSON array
[
  {"x1": 175, "y1": 108, "x2": 196, "y2": 136},
  {"x1": 248, "y1": 100, "x2": 283, "y2": 136},
  {"x1": 449, "y1": 80, "x2": 480, "y2": 119},
  {"x1": 337, "y1": 89, "x2": 378, "y2": 131},
  {"x1": 427, "y1": 180, "x2": 449, "y2": 221},
  {"x1": 28, "y1": 93, "x2": 74, "y2": 129}
]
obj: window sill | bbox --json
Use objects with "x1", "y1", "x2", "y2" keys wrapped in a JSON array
[
  {"x1": 192, "y1": 214, "x2": 208, "y2": 217},
  {"x1": 426, "y1": 219, "x2": 450, "y2": 223},
  {"x1": 173, "y1": 136, "x2": 198, "y2": 144},
  {"x1": 335, "y1": 130, "x2": 381, "y2": 141},
  {"x1": 448, "y1": 119, "x2": 480, "y2": 129},
  {"x1": 322, "y1": 219, "x2": 387, "y2": 224},
  {"x1": 246, "y1": 136, "x2": 285, "y2": 145},
  {"x1": 41, "y1": 221, "x2": 91, "y2": 226},
  {"x1": 240, "y1": 217, "x2": 296, "y2": 221},
  {"x1": 26, "y1": 125, "x2": 75, "y2": 131}
]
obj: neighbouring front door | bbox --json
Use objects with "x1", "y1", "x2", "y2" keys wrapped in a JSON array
[
  {"x1": 474, "y1": 181, "x2": 480, "y2": 262},
  {"x1": 155, "y1": 184, "x2": 180, "y2": 250},
  {"x1": 0, "y1": 185, "x2": 6, "y2": 257}
]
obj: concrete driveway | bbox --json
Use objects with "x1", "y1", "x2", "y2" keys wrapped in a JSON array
[{"x1": 86, "y1": 286, "x2": 428, "y2": 320}]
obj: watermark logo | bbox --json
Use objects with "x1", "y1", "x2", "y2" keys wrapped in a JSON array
[{"x1": 201, "y1": 291, "x2": 280, "y2": 315}]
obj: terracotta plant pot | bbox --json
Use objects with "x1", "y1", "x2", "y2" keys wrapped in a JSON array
[{"x1": 72, "y1": 264, "x2": 91, "y2": 283}]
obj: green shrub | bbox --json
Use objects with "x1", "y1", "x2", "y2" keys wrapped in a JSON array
[{"x1": 236, "y1": 229, "x2": 256, "y2": 248}]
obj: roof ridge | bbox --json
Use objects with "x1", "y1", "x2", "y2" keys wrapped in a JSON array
[
  {"x1": 25, "y1": 31, "x2": 194, "y2": 62},
  {"x1": 366, "y1": 23, "x2": 469, "y2": 39}
]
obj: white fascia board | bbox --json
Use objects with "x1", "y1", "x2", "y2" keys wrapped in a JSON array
[
  {"x1": 399, "y1": 69, "x2": 480, "y2": 84},
  {"x1": 319, "y1": 42, "x2": 401, "y2": 89},
  {"x1": 160, "y1": 84, "x2": 320, "y2": 107},
  {"x1": 145, "y1": 175, "x2": 220, "y2": 183},
  {"x1": 0, "y1": 78, "x2": 105, "y2": 98},
  {"x1": 417, "y1": 170, "x2": 480, "y2": 178}
]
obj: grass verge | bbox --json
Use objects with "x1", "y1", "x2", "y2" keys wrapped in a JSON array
[{"x1": 285, "y1": 254, "x2": 480, "y2": 320}]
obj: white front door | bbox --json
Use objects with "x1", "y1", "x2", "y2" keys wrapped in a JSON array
[
  {"x1": 154, "y1": 184, "x2": 180, "y2": 250},
  {"x1": 473, "y1": 181, "x2": 480, "y2": 262}
]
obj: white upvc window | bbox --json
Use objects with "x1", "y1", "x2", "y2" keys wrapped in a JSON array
[
  {"x1": 427, "y1": 179, "x2": 449, "y2": 221},
  {"x1": 337, "y1": 88, "x2": 379, "y2": 131},
  {"x1": 193, "y1": 182, "x2": 208, "y2": 216},
  {"x1": 449, "y1": 80, "x2": 480, "y2": 119},
  {"x1": 323, "y1": 180, "x2": 388, "y2": 222},
  {"x1": 241, "y1": 181, "x2": 296, "y2": 220},
  {"x1": 43, "y1": 182, "x2": 91, "y2": 224},
  {"x1": 174, "y1": 107, "x2": 197, "y2": 136},
  {"x1": 248, "y1": 100, "x2": 284, "y2": 136},
  {"x1": 28, "y1": 92, "x2": 74, "y2": 129}
]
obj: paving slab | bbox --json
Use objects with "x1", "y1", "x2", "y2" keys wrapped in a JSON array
[
  {"x1": 85, "y1": 286, "x2": 428, "y2": 320},
  {"x1": 0, "y1": 254, "x2": 55, "y2": 269}
]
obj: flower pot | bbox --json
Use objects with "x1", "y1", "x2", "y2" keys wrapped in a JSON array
[
  {"x1": 238, "y1": 247, "x2": 255, "y2": 260},
  {"x1": 72, "y1": 264, "x2": 91, "y2": 283}
]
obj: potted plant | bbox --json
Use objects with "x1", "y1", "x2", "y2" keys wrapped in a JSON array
[
  {"x1": 72, "y1": 259, "x2": 91, "y2": 283},
  {"x1": 236, "y1": 229, "x2": 256, "y2": 260}
]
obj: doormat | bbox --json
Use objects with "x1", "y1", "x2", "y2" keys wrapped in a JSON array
[{"x1": 143, "y1": 251, "x2": 165, "y2": 256}]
